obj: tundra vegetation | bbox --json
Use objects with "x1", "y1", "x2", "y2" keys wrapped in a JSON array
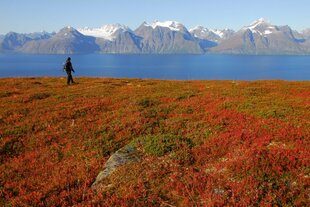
[{"x1": 0, "y1": 78, "x2": 309, "y2": 206}]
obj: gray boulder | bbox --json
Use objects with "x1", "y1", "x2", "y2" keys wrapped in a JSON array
[{"x1": 92, "y1": 145, "x2": 141, "y2": 190}]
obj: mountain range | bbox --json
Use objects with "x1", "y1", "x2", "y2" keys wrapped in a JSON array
[{"x1": 1, "y1": 18, "x2": 310, "y2": 55}]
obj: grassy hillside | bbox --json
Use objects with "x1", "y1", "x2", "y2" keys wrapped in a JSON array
[{"x1": 0, "y1": 78, "x2": 309, "y2": 206}]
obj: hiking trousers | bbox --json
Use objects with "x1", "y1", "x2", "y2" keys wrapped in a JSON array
[{"x1": 66, "y1": 71, "x2": 74, "y2": 84}]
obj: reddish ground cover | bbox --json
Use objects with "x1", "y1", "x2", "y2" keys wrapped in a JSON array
[{"x1": 0, "y1": 78, "x2": 309, "y2": 206}]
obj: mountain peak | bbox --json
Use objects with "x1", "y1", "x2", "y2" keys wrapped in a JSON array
[
  {"x1": 56, "y1": 26, "x2": 84, "y2": 38},
  {"x1": 78, "y1": 24, "x2": 132, "y2": 40},
  {"x1": 189, "y1": 26, "x2": 235, "y2": 43},
  {"x1": 254, "y1": 18, "x2": 269, "y2": 23},
  {"x1": 100, "y1": 24, "x2": 131, "y2": 32},
  {"x1": 189, "y1": 26, "x2": 208, "y2": 32},
  {"x1": 243, "y1": 18, "x2": 277, "y2": 36},
  {"x1": 249, "y1": 18, "x2": 271, "y2": 28},
  {"x1": 59, "y1": 26, "x2": 77, "y2": 33},
  {"x1": 144, "y1": 20, "x2": 186, "y2": 31}
]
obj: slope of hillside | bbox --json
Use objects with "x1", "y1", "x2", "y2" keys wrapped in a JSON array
[{"x1": 0, "y1": 78, "x2": 309, "y2": 206}]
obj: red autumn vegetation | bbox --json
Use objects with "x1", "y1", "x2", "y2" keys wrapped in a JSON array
[{"x1": 0, "y1": 78, "x2": 309, "y2": 206}]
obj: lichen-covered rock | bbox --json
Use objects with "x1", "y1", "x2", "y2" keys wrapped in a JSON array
[{"x1": 92, "y1": 145, "x2": 141, "y2": 190}]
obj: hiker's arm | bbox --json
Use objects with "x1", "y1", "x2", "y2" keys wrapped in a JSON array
[{"x1": 70, "y1": 63, "x2": 75, "y2": 72}]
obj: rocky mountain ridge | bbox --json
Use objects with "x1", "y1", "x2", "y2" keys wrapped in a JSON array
[{"x1": 1, "y1": 19, "x2": 309, "y2": 54}]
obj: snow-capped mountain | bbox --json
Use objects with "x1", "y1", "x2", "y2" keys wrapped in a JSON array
[
  {"x1": 78, "y1": 24, "x2": 142, "y2": 53},
  {"x1": 78, "y1": 24, "x2": 133, "y2": 41},
  {"x1": 142, "y1": 21, "x2": 187, "y2": 32},
  {"x1": 0, "y1": 31, "x2": 55, "y2": 52},
  {"x1": 242, "y1": 18, "x2": 276, "y2": 36},
  {"x1": 211, "y1": 18, "x2": 306, "y2": 54},
  {"x1": 26, "y1": 31, "x2": 55, "y2": 40},
  {"x1": 55, "y1": 27, "x2": 84, "y2": 39},
  {"x1": 190, "y1": 26, "x2": 234, "y2": 43},
  {"x1": 212, "y1": 29, "x2": 235, "y2": 39},
  {"x1": 19, "y1": 27, "x2": 99, "y2": 54},
  {"x1": 0, "y1": 32, "x2": 32, "y2": 52},
  {"x1": 135, "y1": 21, "x2": 202, "y2": 54},
  {"x1": 1, "y1": 19, "x2": 310, "y2": 54}
]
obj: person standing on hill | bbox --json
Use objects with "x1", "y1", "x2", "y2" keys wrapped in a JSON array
[{"x1": 64, "y1": 57, "x2": 75, "y2": 85}]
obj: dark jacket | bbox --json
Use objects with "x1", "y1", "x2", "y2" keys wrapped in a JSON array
[{"x1": 64, "y1": 61, "x2": 75, "y2": 72}]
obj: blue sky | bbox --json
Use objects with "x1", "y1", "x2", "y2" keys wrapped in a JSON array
[{"x1": 1, "y1": 0, "x2": 310, "y2": 34}]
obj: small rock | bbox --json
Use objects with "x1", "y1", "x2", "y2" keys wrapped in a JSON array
[{"x1": 92, "y1": 145, "x2": 141, "y2": 190}]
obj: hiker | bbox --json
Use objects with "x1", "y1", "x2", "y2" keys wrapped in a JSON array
[{"x1": 64, "y1": 57, "x2": 75, "y2": 85}]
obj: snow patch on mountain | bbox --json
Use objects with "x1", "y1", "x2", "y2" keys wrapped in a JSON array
[
  {"x1": 210, "y1": 29, "x2": 231, "y2": 38},
  {"x1": 248, "y1": 18, "x2": 270, "y2": 29},
  {"x1": 264, "y1": 30, "x2": 273, "y2": 35},
  {"x1": 243, "y1": 18, "x2": 277, "y2": 36},
  {"x1": 189, "y1": 26, "x2": 234, "y2": 42},
  {"x1": 78, "y1": 24, "x2": 132, "y2": 40},
  {"x1": 189, "y1": 26, "x2": 205, "y2": 34},
  {"x1": 189, "y1": 26, "x2": 207, "y2": 37},
  {"x1": 57, "y1": 27, "x2": 83, "y2": 38},
  {"x1": 143, "y1": 21, "x2": 185, "y2": 31}
]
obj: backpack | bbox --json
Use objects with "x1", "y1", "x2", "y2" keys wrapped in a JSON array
[{"x1": 63, "y1": 61, "x2": 70, "y2": 71}]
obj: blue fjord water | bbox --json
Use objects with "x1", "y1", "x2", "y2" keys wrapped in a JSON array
[{"x1": 0, "y1": 54, "x2": 309, "y2": 80}]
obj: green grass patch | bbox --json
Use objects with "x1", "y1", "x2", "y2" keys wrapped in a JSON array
[{"x1": 131, "y1": 134, "x2": 194, "y2": 157}]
